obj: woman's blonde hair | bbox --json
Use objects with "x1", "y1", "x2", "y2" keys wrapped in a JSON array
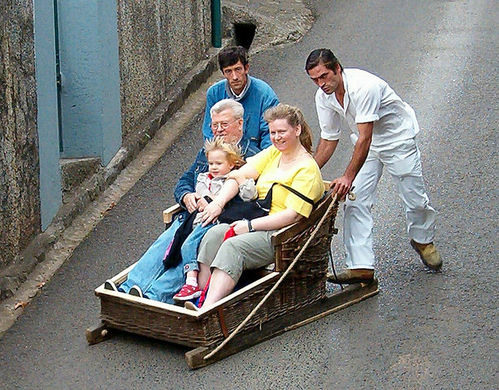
[
  {"x1": 204, "y1": 137, "x2": 245, "y2": 168},
  {"x1": 263, "y1": 104, "x2": 313, "y2": 154}
]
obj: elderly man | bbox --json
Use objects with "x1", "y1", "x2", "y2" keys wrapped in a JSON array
[
  {"x1": 105, "y1": 99, "x2": 260, "y2": 303},
  {"x1": 305, "y1": 48, "x2": 442, "y2": 284},
  {"x1": 202, "y1": 45, "x2": 279, "y2": 150}
]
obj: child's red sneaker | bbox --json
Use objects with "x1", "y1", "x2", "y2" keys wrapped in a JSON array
[{"x1": 173, "y1": 284, "x2": 202, "y2": 302}]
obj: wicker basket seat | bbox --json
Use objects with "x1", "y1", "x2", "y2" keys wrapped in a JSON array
[{"x1": 94, "y1": 192, "x2": 338, "y2": 348}]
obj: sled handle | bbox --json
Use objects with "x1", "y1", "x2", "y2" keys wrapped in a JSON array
[{"x1": 204, "y1": 193, "x2": 339, "y2": 361}]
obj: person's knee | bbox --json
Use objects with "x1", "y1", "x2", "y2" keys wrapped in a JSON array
[
  {"x1": 344, "y1": 199, "x2": 372, "y2": 215},
  {"x1": 407, "y1": 197, "x2": 431, "y2": 212},
  {"x1": 213, "y1": 266, "x2": 240, "y2": 285},
  {"x1": 198, "y1": 224, "x2": 229, "y2": 263},
  {"x1": 202, "y1": 223, "x2": 229, "y2": 244},
  {"x1": 399, "y1": 180, "x2": 430, "y2": 210},
  {"x1": 212, "y1": 246, "x2": 244, "y2": 282},
  {"x1": 219, "y1": 238, "x2": 238, "y2": 253}
]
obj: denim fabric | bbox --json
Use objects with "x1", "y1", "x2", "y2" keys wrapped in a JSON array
[
  {"x1": 140, "y1": 256, "x2": 187, "y2": 303},
  {"x1": 240, "y1": 138, "x2": 261, "y2": 160},
  {"x1": 119, "y1": 218, "x2": 183, "y2": 294},
  {"x1": 179, "y1": 223, "x2": 214, "y2": 275},
  {"x1": 121, "y1": 140, "x2": 262, "y2": 303},
  {"x1": 174, "y1": 149, "x2": 208, "y2": 206},
  {"x1": 139, "y1": 223, "x2": 215, "y2": 303},
  {"x1": 118, "y1": 217, "x2": 205, "y2": 303}
]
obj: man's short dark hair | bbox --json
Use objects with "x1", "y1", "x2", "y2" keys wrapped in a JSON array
[
  {"x1": 218, "y1": 46, "x2": 249, "y2": 70},
  {"x1": 305, "y1": 49, "x2": 343, "y2": 73}
]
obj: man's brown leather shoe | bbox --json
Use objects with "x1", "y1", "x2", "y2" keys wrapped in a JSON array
[
  {"x1": 410, "y1": 240, "x2": 442, "y2": 271},
  {"x1": 327, "y1": 268, "x2": 375, "y2": 284}
]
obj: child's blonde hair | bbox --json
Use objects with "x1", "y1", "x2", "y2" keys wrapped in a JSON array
[{"x1": 204, "y1": 137, "x2": 245, "y2": 169}]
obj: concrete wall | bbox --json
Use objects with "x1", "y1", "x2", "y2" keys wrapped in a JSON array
[
  {"x1": 117, "y1": 0, "x2": 211, "y2": 138},
  {"x1": 0, "y1": 0, "x2": 40, "y2": 268}
]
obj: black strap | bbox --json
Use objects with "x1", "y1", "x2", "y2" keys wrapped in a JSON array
[{"x1": 271, "y1": 182, "x2": 315, "y2": 207}]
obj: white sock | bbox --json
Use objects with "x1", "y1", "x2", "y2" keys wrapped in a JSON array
[{"x1": 186, "y1": 276, "x2": 198, "y2": 287}]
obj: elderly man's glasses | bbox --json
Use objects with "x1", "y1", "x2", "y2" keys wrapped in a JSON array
[{"x1": 210, "y1": 119, "x2": 237, "y2": 131}]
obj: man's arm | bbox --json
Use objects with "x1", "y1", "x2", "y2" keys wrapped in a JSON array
[
  {"x1": 331, "y1": 122, "x2": 373, "y2": 198},
  {"x1": 314, "y1": 93, "x2": 341, "y2": 167},
  {"x1": 314, "y1": 138, "x2": 339, "y2": 168}
]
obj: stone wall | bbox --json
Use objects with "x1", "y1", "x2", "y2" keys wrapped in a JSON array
[
  {"x1": 117, "y1": 0, "x2": 212, "y2": 138},
  {"x1": 0, "y1": 0, "x2": 212, "y2": 271},
  {"x1": 0, "y1": 0, "x2": 40, "y2": 268}
]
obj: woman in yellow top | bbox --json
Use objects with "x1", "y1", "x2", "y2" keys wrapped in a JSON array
[{"x1": 195, "y1": 104, "x2": 325, "y2": 307}]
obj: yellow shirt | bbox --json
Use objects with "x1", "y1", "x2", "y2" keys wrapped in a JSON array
[{"x1": 247, "y1": 146, "x2": 325, "y2": 217}]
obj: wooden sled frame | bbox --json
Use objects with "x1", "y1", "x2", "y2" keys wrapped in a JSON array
[
  {"x1": 87, "y1": 182, "x2": 379, "y2": 369},
  {"x1": 184, "y1": 280, "x2": 379, "y2": 368},
  {"x1": 87, "y1": 279, "x2": 379, "y2": 369}
]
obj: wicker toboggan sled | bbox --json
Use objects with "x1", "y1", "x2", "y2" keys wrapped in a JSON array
[{"x1": 87, "y1": 187, "x2": 379, "y2": 369}]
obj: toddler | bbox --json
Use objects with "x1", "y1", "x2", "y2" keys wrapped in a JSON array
[{"x1": 170, "y1": 138, "x2": 256, "y2": 301}]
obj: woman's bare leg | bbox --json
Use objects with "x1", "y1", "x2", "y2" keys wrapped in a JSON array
[
  {"x1": 197, "y1": 263, "x2": 211, "y2": 289},
  {"x1": 203, "y1": 269, "x2": 236, "y2": 306}
]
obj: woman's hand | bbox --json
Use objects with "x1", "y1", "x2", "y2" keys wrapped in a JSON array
[
  {"x1": 201, "y1": 201, "x2": 223, "y2": 226},
  {"x1": 182, "y1": 192, "x2": 200, "y2": 213},
  {"x1": 201, "y1": 178, "x2": 241, "y2": 226},
  {"x1": 230, "y1": 220, "x2": 249, "y2": 235}
]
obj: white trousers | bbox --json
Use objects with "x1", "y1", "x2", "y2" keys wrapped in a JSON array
[{"x1": 344, "y1": 138, "x2": 436, "y2": 269}]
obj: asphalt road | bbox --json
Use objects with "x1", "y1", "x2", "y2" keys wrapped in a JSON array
[{"x1": 1, "y1": 0, "x2": 497, "y2": 389}]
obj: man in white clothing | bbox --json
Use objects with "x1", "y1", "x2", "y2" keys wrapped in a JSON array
[{"x1": 305, "y1": 48, "x2": 442, "y2": 284}]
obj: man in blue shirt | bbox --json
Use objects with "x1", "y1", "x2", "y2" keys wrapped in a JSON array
[{"x1": 202, "y1": 46, "x2": 279, "y2": 151}]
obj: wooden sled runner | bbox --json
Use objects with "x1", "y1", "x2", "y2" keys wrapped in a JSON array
[{"x1": 87, "y1": 189, "x2": 379, "y2": 369}]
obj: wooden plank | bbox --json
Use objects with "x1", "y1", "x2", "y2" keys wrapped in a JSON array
[
  {"x1": 98, "y1": 289, "x2": 199, "y2": 317},
  {"x1": 185, "y1": 280, "x2": 379, "y2": 369},
  {"x1": 86, "y1": 322, "x2": 112, "y2": 345},
  {"x1": 162, "y1": 204, "x2": 182, "y2": 224},
  {"x1": 185, "y1": 347, "x2": 211, "y2": 369},
  {"x1": 96, "y1": 271, "x2": 280, "y2": 322}
]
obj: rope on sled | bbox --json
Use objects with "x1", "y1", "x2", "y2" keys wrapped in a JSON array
[{"x1": 204, "y1": 193, "x2": 339, "y2": 361}]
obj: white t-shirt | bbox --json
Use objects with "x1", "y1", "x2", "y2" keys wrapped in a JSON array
[{"x1": 315, "y1": 68, "x2": 420, "y2": 150}]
